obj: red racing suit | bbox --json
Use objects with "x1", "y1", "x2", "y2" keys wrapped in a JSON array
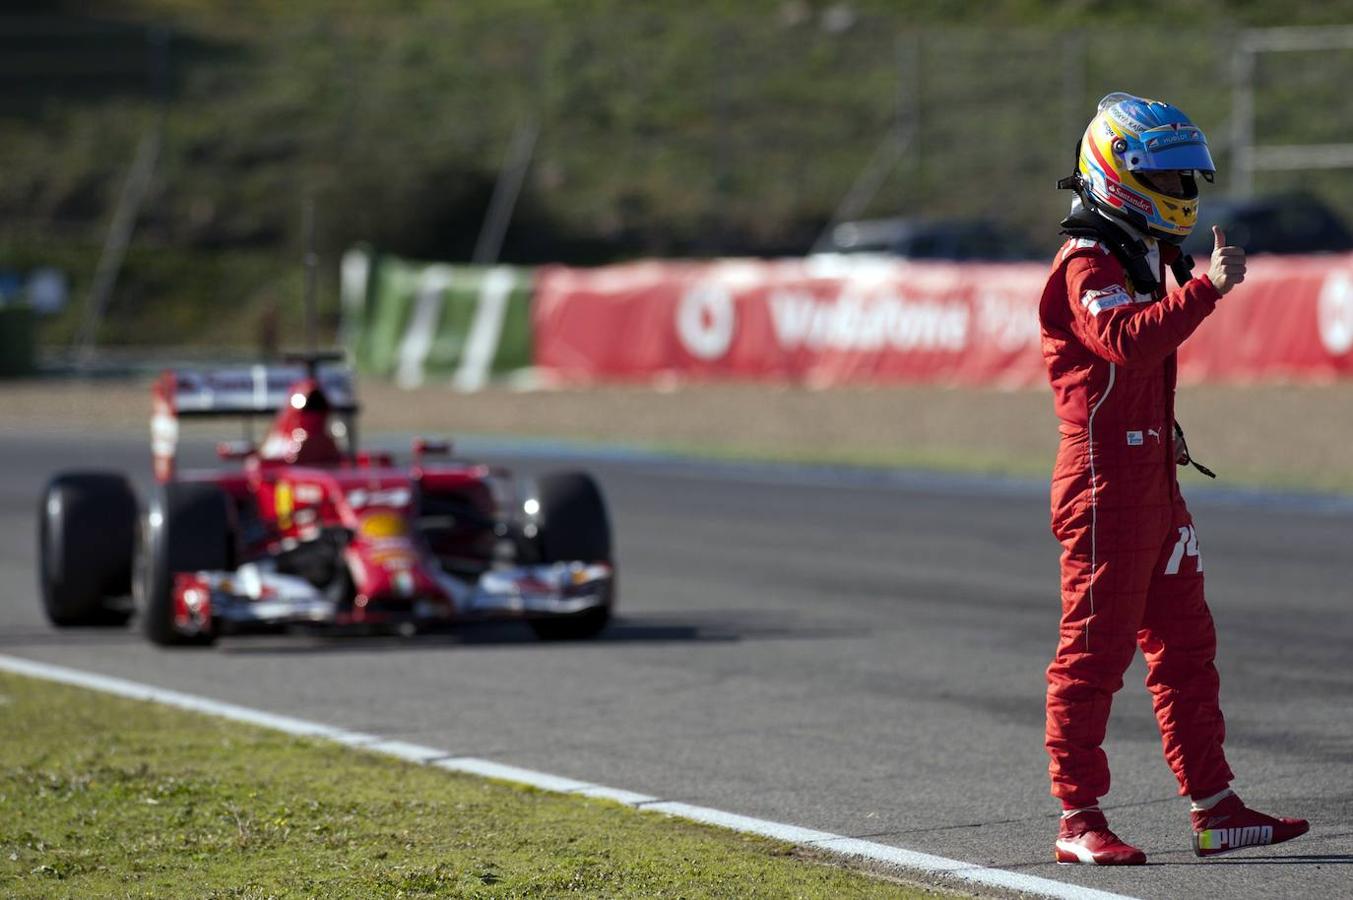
[{"x1": 1038, "y1": 236, "x2": 1234, "y2": 807}]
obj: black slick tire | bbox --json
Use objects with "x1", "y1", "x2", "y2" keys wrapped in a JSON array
[
  {"x1": 37, "y1": 472, "x2": 137, "y2": 627},
  {"x1": 528, "y1": 472, "x2": 613, "y2": 641},
  {"x1": 137, "y1": 481, "x2": 233, "y2": 647}
]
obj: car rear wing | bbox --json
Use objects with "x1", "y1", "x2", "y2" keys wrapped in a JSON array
[{"x1": 152, "y1": 364, "x2": 358, "y2": 482}]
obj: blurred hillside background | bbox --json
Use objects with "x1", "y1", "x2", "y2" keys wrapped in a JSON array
[{"x1": 4, "y1": 0, "x2": 1353, "y2": 352}]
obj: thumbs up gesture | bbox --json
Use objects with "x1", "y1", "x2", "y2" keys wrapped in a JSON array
[{"x1": 1207, "y1": 225, "x2": 1246, "y2": 296}]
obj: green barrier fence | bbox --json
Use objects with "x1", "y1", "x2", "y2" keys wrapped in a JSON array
[
  {"x1": 341, "y1": 248, "x2": 533, "y2": 390},
  {"x1": 0, "y1": 306, "x2": 36, "y2": 377}
]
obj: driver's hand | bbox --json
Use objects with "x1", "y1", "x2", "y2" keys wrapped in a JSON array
[{"x1": 1207, "y1": 225, "x2": 1246, "y2": 296}]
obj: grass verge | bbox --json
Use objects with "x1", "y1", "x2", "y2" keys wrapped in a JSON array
[{"x1": 0, "y1": 672, "x2": 944, "y2": 899}]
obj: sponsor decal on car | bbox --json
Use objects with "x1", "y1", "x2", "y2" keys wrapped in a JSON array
[
  {"x1": 359, "y1": 511, "x2": 409, "y2": 540},
  {"x1": 346, "y1": 487, "x2": 412, "y2": 509},
  {"x1": 295, "y1": 483, "x2": 325, "y2": 504},
  {"x1": 275, "y1": 481, "x2": 294, "y2": 531}
]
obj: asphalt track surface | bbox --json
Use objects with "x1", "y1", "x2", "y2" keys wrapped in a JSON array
[{"x1": 2, "y1": 431, "x2": 1350, "y2": 898}]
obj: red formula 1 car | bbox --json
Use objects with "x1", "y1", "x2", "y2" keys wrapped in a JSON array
[{"x1": 38, "y1": 356, "x2": 615, "y2": 646}]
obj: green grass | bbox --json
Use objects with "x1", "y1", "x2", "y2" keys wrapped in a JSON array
[{"x1": 0, "y1": 673, "x2": 943, "y2": 899}]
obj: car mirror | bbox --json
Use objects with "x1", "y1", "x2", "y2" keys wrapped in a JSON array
[
  {"x1": 216, "y1": 440, "x2": 255, "y2": 461},
  {"x1": 412, "y1": 438, "x2": 451, "y2": 467}
]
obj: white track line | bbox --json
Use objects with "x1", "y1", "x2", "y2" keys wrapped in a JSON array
[{"x1": 0, "y1": 653, "x2": 1136, "y2": 900}]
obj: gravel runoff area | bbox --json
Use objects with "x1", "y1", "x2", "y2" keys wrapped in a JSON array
[{"x1": 4, "y1": 377, "x2": 1351, "y2": 493}]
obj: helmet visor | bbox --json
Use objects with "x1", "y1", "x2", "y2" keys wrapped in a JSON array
[{"x1": 1133, "y1": 125, "x2": 1215, "y2": 174}]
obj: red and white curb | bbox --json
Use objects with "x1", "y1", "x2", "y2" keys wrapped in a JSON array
[{"x1": 0, "y1": 653, "x2": 1136, "y2": 900}]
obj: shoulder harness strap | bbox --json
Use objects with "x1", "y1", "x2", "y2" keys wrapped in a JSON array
[
  {"x1": 1169, "y1": 251, "x2": 1196, "y2": 289},
  {"x1": 1058, "y1": 206, "x2": 1160, "y2": 293}
]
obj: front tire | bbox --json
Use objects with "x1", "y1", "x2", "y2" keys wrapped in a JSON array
[
  {"x1": 37, "y1": 472, "x2": 137, "y2": 627},
  {"x1": 527, "y1": 472, "x2": 613, "y2": 641},
  {"x1": 137, "y1": 481, "x2": 233, "y2": 647}
]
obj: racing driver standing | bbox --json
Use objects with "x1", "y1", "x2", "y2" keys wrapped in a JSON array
[{"x1": 1038, "y1": 92, "x2": 1310, "y2": 865}]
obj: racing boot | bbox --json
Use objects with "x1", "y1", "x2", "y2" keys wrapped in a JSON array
[
  {"x1": 1192, "y1": 793, "x2": 1309, "y2": 858},
  {"x1": 1054, "y1": 808, "x2": 1147, "y2": 866}
]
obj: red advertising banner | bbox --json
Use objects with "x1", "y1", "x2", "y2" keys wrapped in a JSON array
[
  {"x1": 1177, "y1": 254, "x2": 1353, "y2": 383},
  {"x1": 531, "y1": 254, "x2": 1353, "y2": 387}
]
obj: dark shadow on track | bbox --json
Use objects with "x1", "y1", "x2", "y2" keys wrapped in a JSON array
[
  {"x1": 1206, "y1": 854, "x2": 1353, "y2": 865},
  {"x1": 1, "y1": 611, "x2": 866, "y2": 657},
  {"x1": 969, "y1": 826, "x2": 1353, "y2": 873},
  {"x1": 915, "y1": 828, "x2": 1353, "y2": 874},
  {"x1": 209, "y1": 612, "x2": 863, "y2": 656},
  {"x1": 1139, "y1": 850, "x2": 1353, "y2": 867}
]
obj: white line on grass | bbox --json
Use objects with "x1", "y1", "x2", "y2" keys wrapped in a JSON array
[{"x1": 0, "y1": 653, "x2": 1136, "y2": 900}]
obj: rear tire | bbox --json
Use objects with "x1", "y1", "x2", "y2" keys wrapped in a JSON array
[
  {"x1": 37, "y1": 472, "x2": 137, "y2": 627},
  {"x1": 137, "y1": 482, "x2": 233, "y2": 647},
  {"x1": 527, "y1": 472, "x2": 613, "y2": 641}
]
